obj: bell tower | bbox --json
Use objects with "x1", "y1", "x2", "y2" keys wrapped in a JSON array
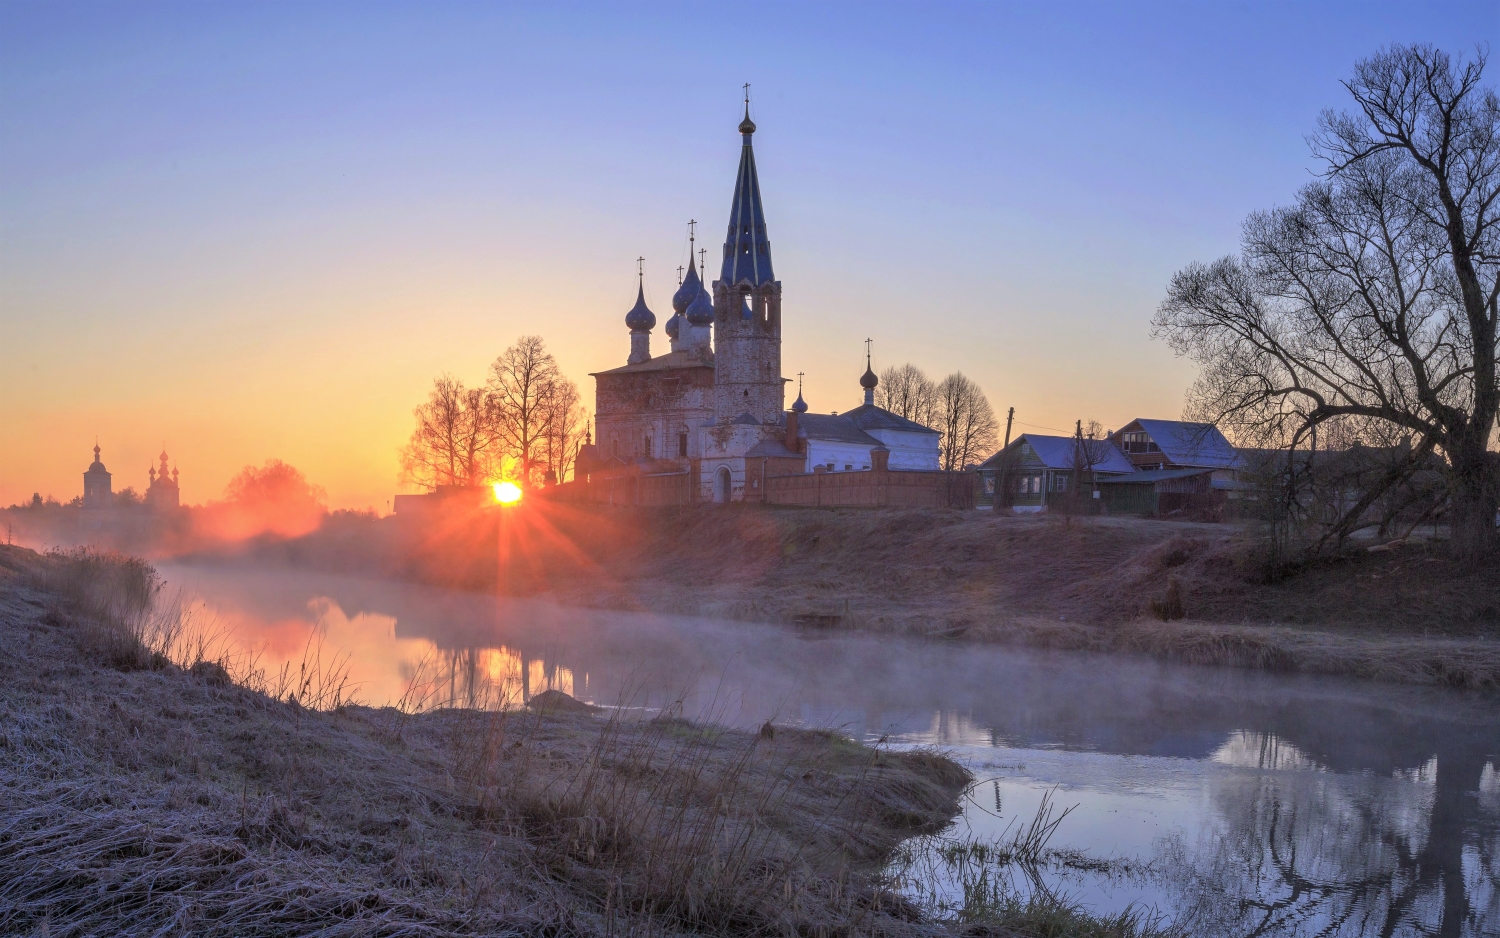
[{"x1": 712, "y1": 95, "x2": 784, "y2": 424}]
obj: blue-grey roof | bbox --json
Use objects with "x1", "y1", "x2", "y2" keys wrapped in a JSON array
[
  {"x1": 624, "y1": 282, "x2": 655, "y2": 332},
  {"x1": 1097, "y1": 467, "x2": 1213, "y2": 485},
  {"x1": 797, "y1": 413, "x2": 882, "y2": 446},
  {"x1": 979, "y1": 434, "x2": 1136, "y2": 474},
  {"x1": 719, "y1": 114, "x2": 775, "y2": 287},
  {"x1": 730, "y1": 411, "x2": 761, "y2": 425},
  {"x1": 672, "y1": 262, "x2": 701, "y2": 314},
  {"x1": 1127, "y1": 419, "x2": 1242, "y2": 469},
  {"x1": 746, "y1": 438, "x2": 801, "y2": 458},
  {"x1": 840, "y1": 403, "x2": 939, "y2": 434}
]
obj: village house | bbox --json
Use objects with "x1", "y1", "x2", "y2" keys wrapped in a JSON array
[{"x1": 974, "y1": 433, "x2": 1136, "y2": 511}]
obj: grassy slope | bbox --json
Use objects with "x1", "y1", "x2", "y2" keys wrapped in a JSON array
[{"x1": 0, "y1": 545, "x2": 978, "y2": 937}]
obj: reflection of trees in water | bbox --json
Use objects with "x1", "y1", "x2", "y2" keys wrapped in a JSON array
[
  {"x1": 395, "y1": 644, "x2": 574, "y2": 711},
  {"x1": 1166, "y1": 736, "x2": 1498, "y2": 937}
]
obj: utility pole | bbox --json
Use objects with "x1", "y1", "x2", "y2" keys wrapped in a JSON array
[{"x1": 995, "y1": 407, "x2": 1015, "y2": 516}]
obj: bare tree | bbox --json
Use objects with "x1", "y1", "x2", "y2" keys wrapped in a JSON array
[
  {"x1": 489, "y1": 335, "x2": 564, "y2": 487},
  {"x1": 1154, "y1": 45, "x2": 1500, "y2": 561},
  {"x1": 400, "y1": 375, "x2": 503, "y2": 490},
  {"x1": 876, "y1": 363, "x2": 938, "y2": 426},
  {"x1": 540, "y1": 379, "x2": 588, "y2": 484},
  {"x1": 935, "y1": 372, "x2": 999, "y2": 471}
]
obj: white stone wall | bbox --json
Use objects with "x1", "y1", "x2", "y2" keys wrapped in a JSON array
[
  {"x1": 866, "y1": 428, "x2": 941, "y2": 470},
  {"x1": 803, "y1": 440, "x2": 878, "y2": 473}
]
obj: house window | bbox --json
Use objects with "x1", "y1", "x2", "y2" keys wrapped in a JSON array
[
  {"x1": 844, "y1": 464, "x2": 852, "y2": 471},
  {"x1": 984, "y1": 476, "x2": 996, "y2": 494},
  {"x1": 678, "y1": 433, "x2": 688, "y2": 458},
  {"x1": 1120, "y1": 431, "x2": 1160, "y2": 455},
  {"x1": 827, "y1": 463, "x2": 835, "y2": 471},
  {"x1": 1020, "y1": 442, "x2": 1031, "y2": 455},
  {"x1": 1056, "y1": 475, "x2": 1068, "y2": 492}
]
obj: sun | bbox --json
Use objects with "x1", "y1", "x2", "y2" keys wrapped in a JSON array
[{"x1": 493, "y1": 481, "x2": 523, "y2": 505}]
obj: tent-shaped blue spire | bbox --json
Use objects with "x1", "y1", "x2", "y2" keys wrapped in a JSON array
[{"x1": 719, "y1": 102, "x2": 775, "y2": 287}]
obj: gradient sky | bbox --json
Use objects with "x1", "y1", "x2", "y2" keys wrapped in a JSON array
[{"x1": 3, "y1": 1, "x2": 1496, "y2": 510}]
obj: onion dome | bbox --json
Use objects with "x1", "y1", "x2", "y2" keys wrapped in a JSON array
[
  {"x1": 686, "y1": 283, "x2": 715, "y2": 325},
  {"x1": 672, "y1": 260, "x2": 702, "y2": 314},
  {"x1": 665, "y1": 314, "x2": 681, "y2": 339},
  {"x1": 624, "y1": 282, "x2": 656, "y2": 333},
  {"x1": 792, "y1": 391, "x2": 808, "y2": 414},
  {"x1": 860, "y1": 361, "x2": 878, "y2": 390},
  {"x1": 739, "y1": 102, "x2": 756, "y2": 135},
  {"x1": 90, "y1": 443, "x2": 105, "y2": 470}
]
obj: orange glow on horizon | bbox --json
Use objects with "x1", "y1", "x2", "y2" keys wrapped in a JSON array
[{"x1": 493, "y1": 481, "x2": 523, "y2": 504}]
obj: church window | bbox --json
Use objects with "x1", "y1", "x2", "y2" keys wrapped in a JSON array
[
  {"x1": 643, "y1": 435, "x2": 651, "y2": 458},
  {"x1": 678, "y1": 433, "x2": 688, "y2": 458},
  {"x1": 742, "y1": 244, "x2": 750, "y2": 255}
]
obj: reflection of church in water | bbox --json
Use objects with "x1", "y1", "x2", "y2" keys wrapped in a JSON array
[
  {"x1": 80, "y1": 443, "x2": 181, "y2": 509},
  {"x1": 584, "y1": 104, "x2": 939, "y2": 503}
]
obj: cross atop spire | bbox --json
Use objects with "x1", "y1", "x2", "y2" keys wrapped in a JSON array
[{"x1": 721, "y1": 95, "x2": 773, "y2": 286}]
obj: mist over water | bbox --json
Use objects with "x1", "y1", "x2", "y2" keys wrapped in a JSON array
[{"x1": 162, "y1": 561, "x2": 1500, "y2": 936}]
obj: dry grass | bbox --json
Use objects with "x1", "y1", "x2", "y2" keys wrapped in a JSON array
[{"x1": 0, "y1": 544, "x2": 977, "y2": 937}]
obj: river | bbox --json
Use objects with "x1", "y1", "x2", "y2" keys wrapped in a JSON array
[{"x1": 160, "y1": 561, "x2": 1500, "y2": 937}]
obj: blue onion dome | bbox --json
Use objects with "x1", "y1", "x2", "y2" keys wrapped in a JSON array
[
  {"x1": 672, "y1": 262, "x2": 701, "y2": 314},
  {"x1": 739, "y1": 295, "x2": 754, "y2": 319},
  {"x1": 860, "y1": 362, "x2": 879, "y2": 390},
  {"x1": 624, "y1": 282, "x2": 656, "y2": 333},
  {"x1": 686, "y1": 283, "x2": 715, "y2": 325},
  {"x1": 665, "y1": 314, "x2": 681, "y2": 339},
  {"x1": 792, "y1": 391, "x2": 808, "y2": 414}
]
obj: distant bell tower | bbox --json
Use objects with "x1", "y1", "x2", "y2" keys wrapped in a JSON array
[
  {"x1": 82, "y1": 442, "x2": 112, "y2": 509},
  {"x1": 712, "y1": 93, "x2": 784, "y2": 424}
]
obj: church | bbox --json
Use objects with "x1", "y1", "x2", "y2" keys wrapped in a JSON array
[{"x1": 588, "y1": 104, "x2": 939, "y2": 503}]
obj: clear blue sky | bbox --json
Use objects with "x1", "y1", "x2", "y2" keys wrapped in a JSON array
[{"x1": 3, "y1": 1, "x2": 1496, "y2": 507}]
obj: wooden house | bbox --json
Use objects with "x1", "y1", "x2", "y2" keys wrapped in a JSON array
[{"x1": 974, "y1": 433, "x2": 1135, "y2": 511}]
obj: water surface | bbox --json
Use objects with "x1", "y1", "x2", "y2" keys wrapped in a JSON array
[{"x1": 161, "y1": 562, "x2": 1500, "y2": 937}]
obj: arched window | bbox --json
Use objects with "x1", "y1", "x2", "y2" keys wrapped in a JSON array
[{"x1": 643, "y1": 435, "x2": 651, "y2": 458}]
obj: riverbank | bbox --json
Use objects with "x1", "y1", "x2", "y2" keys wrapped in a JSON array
[
  {"x1": 0, "y1": 544, "x2": 987, "y2": 936},
  {"x1": 247, "y1": 504, "x2": 1500, "y2": 691}
]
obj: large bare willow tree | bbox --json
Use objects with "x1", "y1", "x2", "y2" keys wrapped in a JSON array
[{"x1": 1154, "y1": 44, "x2": 1500, "y2": 560}]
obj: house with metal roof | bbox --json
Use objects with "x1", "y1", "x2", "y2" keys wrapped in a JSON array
[
  {"x1": 975, "y1": 433, "x2": 1136, "y2": 511},
  {"x1": 1108, "y1": 419, "x2": 1241, "y2": 474}
]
